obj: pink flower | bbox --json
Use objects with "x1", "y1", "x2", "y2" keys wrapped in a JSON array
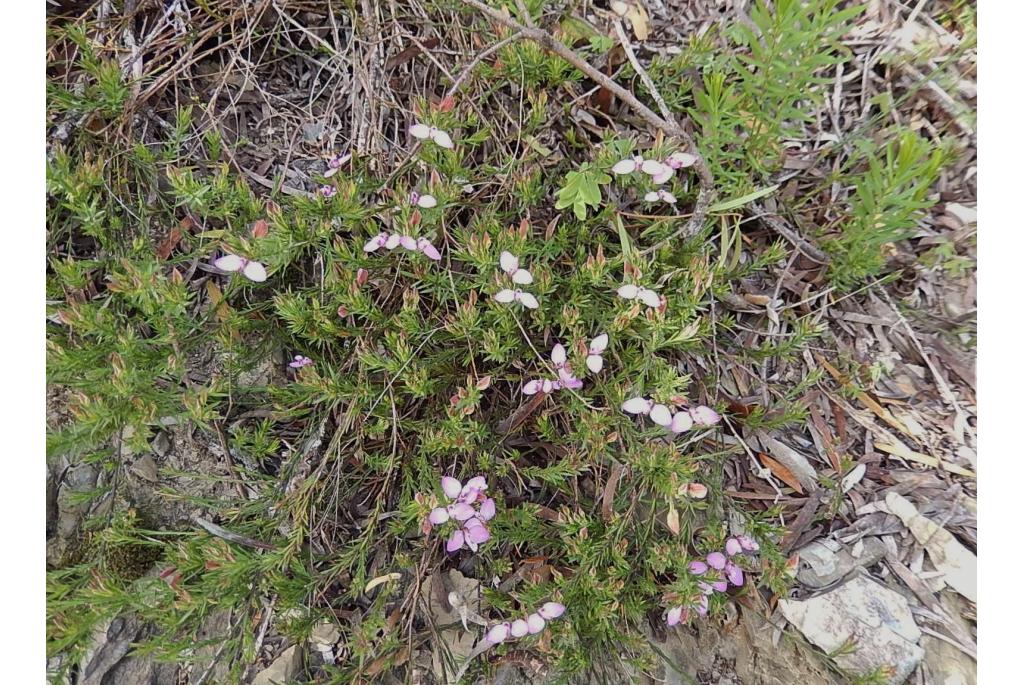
[
  {"x1": 416, "y1": 237, "x2": 442, "y2": 261},
  {"x1": 688, "y1": 560, "x2": 709, "y2": 575},
  {"x1": 667, "y1": 606, "x2": 683, "y2": 626},
  {"x1": 463, "y1": 518, "x2": 491, "y2": 550},
  {"x1": 214, "y1": 253, "x2": 267, "y2": 282},
  {"x1": 707, "y1": 552, "x2": 727, "y2": 570},
  {"x1": 738, "y1": 535, "x2": 760, "y2": 552},
  {"x1": 494, "y1": 288, "x2": 539, "y2": 309},
  {"x1": 696, "y1": 594, "x2": 709, "y2": 616},
  {"x1": 500, "y1": 251, "x2": 533, "y2": 285},
  {"x1": 621, "y1": 397, "x2": 654, "y2": 415},
  {"x1": 617, "y1": 283, "x2": 662, "y2": 308},
  {"x1": 526, "y1": 613, "x2": 546, "y2": 633},
  {"x1": 446, "y1": 529, "x2": 465, "y2": 552},
  {"x1": 441, "y1": 477, "x2": 463, "y2": 499},
  {"x1": 462, "y1": 476, "x2": 487, "y2": 495},
  {"x1": 725, "y1": 562, "x2": 744, "y2": 587},
  {"x1": 288, "y1": 355, "x2": 313, "y2": 368},
  {"x1": 586, "y1": 334, "x2": 608, "y2": 373},
  {"x1": 612, "y1": 155, "x2": 666, "y2": 176},
  {"x1": 448, "y1": 502, "x2": 476, "y2": 521},
  {"x1": 324, "y1": 152, "x2": 351, "y2": 177},
  {"x1": 409, "y1": 122, "x2": 454, "y2": 148},
  {"x1": 525, "y1": 344, "x2": 584, "y2": 395},
  {"x1": 538, "y1": 602, "x2": 565, "y2": 620},
  {"x1": 649, "y1": 152, "x2": 697, "y2": 184},
  {"x1": 409, "y1": 191, "x2": 437, "y2": 208},
  {"x1": 665, "y1": 151, "x2": 697, "y2": 169},
  {"x1": 431, "y1": 475, "x2": 495, "y2": 554},
  {"x1": 689, "y1": 405, "x2": 721, "y2": 426},
  {"x1": 318, "y1": 185, "x2": 336, "y2": 197},
  {"x1": 669, "y1": 411, "x2": 694, "y2": 433},
  {"x1": 486, "y1": 623, "x2": 511, "y2": 644},
  {"x1": 644, "y1": 189, "x2": 677, "y2": 204},
  {"x1": 363, "y1": 233, "x2": 389, "y2": 253},
  {"x1": 725, "y1": 538, "x2": 742, "y2": 556},
  {"x1": 621, "y1": 397, "x2": 673, "y2": 427},
  {"x1": 510, "y1": 619, "x2": 529, "y2": 638}
]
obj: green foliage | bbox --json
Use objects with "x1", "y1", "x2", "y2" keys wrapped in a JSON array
[
  {"x1": 46, "y1": 1, "x2": 964, "y2": 681},
  {"x1": 555, "y1": 162, "x2": 612, "y2": 220},
  {"x1": 823, "y1": 131, "x2": 947, "y2": 289}
]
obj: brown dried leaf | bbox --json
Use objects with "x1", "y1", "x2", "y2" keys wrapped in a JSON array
[
  {"x1": 758, "y1": 453, "x2": 805, "y2": 494},
  {"x1": 625, "y1": 4, "x2": 650, "y2": 41},
  {"x1": 156, "y1": 216, "x2": 193, "y2": 260}
]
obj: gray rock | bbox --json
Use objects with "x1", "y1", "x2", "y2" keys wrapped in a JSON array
[
  {"x1": 780, "y1": 573, "x2": 924, "y2": 684},
  {"x1": 796, "y1": 537, "x2": 887, "y2": 588},
  {"x1": 252, "y1": 645, "x2": 303, "y2": 685}
]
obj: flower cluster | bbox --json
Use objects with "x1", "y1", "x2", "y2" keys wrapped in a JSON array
[
  {"x1": 485, "y1": 602, "x2": 566, "y2": 644},
  {"x1": 622, "y1": 397, "x2": 722, "y2": 433},
  {"x1": 427, "y1": 476, "x2": 496, "y2": 553},
  {"x1": 288, "y1": 355, "x2": 313, "y2": 369},
  {"x1": 523, "y1": 334, "x2": 607, "y2": 395},
  {"x1": 409, "y1": 122, "x2": 454, "y2": 149},
  {"x1": 613, "y1": 150, "x2": 696, "y2": 184},
  {"x1": 666, "y1": 536, "x2": 760, "y2": 625},
  {"x1": 495, "y1": 251, "x2": 539, "y2": 309},
  {"x1": 616, "y1": 283, "x2": 662, "y2": 308},
  {"x1": 644, "y1": 189, "x2": 677, "y2": 205},
  {"x1": 214, "y1": 253, "x2": 267, "y2": 282},
  {"x1": 408, "y1": 191, "x2": 437, "y2": 208},
  {"x1": 323, "y1": 152, "x2": 351, "y2": 178},
  {"x1": 363, "y1": 232, "x2": 442, "y2": 261}
]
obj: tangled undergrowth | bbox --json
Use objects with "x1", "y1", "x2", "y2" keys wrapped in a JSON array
[{"x1": 46, "y1": 0, "x2": 974, "y2": 682}]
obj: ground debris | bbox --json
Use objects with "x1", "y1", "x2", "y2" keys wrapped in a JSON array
[{"x1": 780, "y1": 573, "x2": 924, "y2": 684}]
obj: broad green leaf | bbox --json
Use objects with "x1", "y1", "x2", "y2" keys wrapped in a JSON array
[{"x1": 708, "y1": 184, "x2": 780, "y2": 213}]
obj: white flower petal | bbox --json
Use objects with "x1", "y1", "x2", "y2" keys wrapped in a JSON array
[
  {"x1": 518, "y1": 292, "x2": 539, "y2": 309},
  {"x1": 621, "y1": 397, "x2": 652, "y2": 415},
  {"x1": 242, "y1": 261, "x2": 268, "y2": 282},
  {"x1": 551, "y1": 344, "x2": 567, "y2": 366},
  {"x1": 641, "y1": 159, "x2": 667, "y2": 176},
  {"x1": 638, "y1": 288, "x2": 662, "y2": 308},
  {"x1": 670, "y1": 411, "x2": 694, "y2": 433},
  {"x1": 649, "y1": 404, "x2": 673, "y2": 426},
  {"x1": 617, "y1": 284, "x2": 639, "y2": 300},
  {"x1": 652, "y1": 167, "x2": 674, "y2": 184},
  {"x1": 214, "y1": 254, "x2": 243, "y2": 272},
  {"x1": 431, "y1": 129, "x2": 454, "y2": 148},
  {"x1": 500, "y1": 250, "x2": 518, "y2": 274},
  {"x1": 409, "y1": 123, "x2": 430, "y2": 139},
  {"x1": 612, "y1": 159, "x2": 637, "y2": 175},
  {"x1": 494, "y1": 289, "x2": 516, "y2": 303},
  {"x1": 512, "y1": 269, "x2": 533, "y2": 285}
]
